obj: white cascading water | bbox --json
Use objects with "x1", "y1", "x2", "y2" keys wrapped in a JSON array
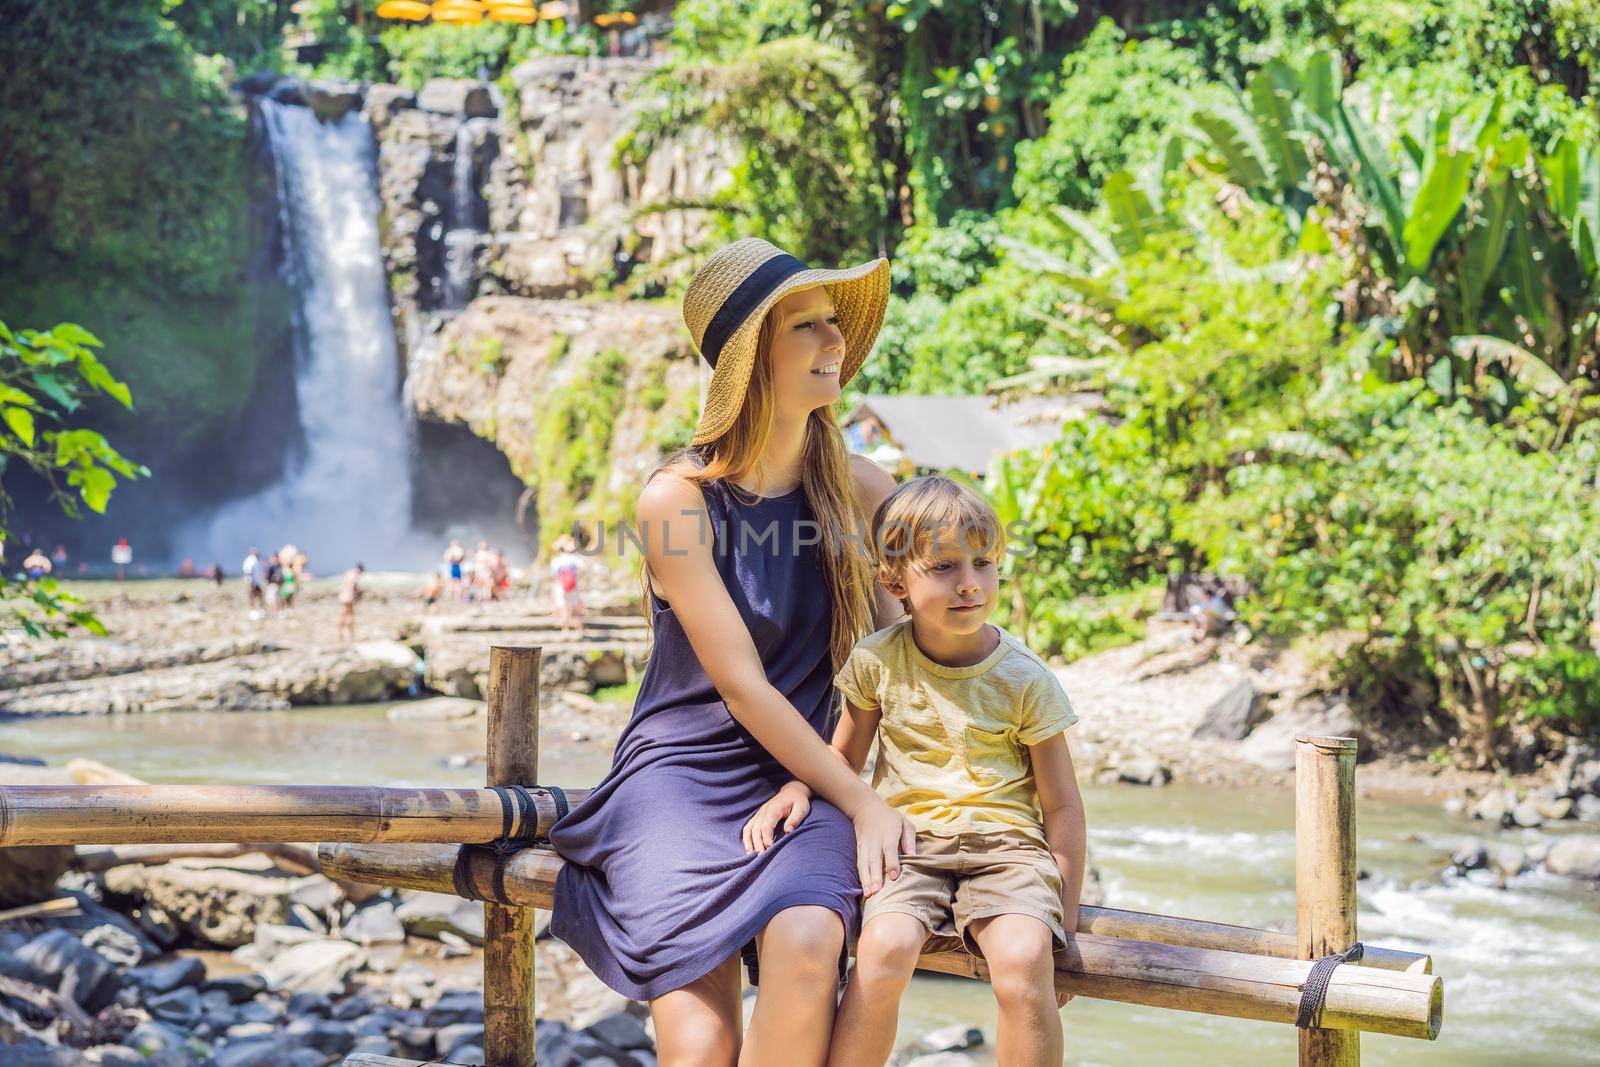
[{"x1": 187, "y1": 98, "x2": 427, "y2": 571}]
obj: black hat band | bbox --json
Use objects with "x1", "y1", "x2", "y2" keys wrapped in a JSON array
[{"x1": 699, "y1": 252, "x2": 809, "y2": 368}]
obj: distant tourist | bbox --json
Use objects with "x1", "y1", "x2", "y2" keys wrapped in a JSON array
[
  {"x1": 279, "y1": 554, "x2": 301, "y2": 614},
  {"x1": 419, "y1": 571, "x2": 442, "y2": 612},
  {"x1": 242, "y1": 547, "x2": 264, "y2": 609},
  {"x1": 549, "y1": 535, "x2": 585, "y2": 635},
  {"x1": 22, "y1": 548, "x2": 51, "y2": 582},
  {"x1": 51, "y1": 544, "x2": 68, "y2": 571},
  {"x1": 337, "y1": 563, "x2": 365, "y2": 641},
  {"x1": 265, "y1": 553, "x2": 284, "y2": 612},
  {"x1": 178, "y1": 556, "x2": 196, "y2": 578},
  {"x1": 111, "y1": 537, "x2": 132, "y2": 581},
  {"x1": 442, "y1": 539, "x2": 466, "y2": 602}
]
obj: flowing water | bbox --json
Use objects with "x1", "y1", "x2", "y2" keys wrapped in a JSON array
[
  {"x1": 7, "y1": 708, "x2": 1596, "y2": 1065},
  {"x1": 184, "y1": 99, "x2": 430, "y2": 571}
]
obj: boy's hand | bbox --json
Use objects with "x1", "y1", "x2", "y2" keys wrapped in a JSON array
[{"x1": 742, "y1": 781, "x2": 814, "y2": 854}]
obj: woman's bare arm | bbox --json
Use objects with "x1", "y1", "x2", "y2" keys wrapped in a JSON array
[
  {"x1": 849, "y1": 454, "x2": 906, "y2": 631},
  {"x1": 638, "y1": 470, "x2": 913, "y2": 891}
]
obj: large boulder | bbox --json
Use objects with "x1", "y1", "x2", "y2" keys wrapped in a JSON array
[
  {"x1": 418, "y1": 78, "x2": 498, "y2": 118},
  {"x1": 1236, "y1": 698, "x2": 1365, "y2": 772},
  {"x1": 1544, "y1": 835, "x2": 1600, "y2": 880},
  {"x1": 305, "y1": 79, "x2": 363, "y2": 122},
  {"x1": 102, "y1": 858, "x2": 329, "y2": 948},
  {"x1": 1191, "y1": 677, "x2": 1264, "y2": 741}
]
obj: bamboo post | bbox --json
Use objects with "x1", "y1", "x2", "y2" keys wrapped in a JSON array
[
  {"x1": 1296, "y1": 734, "x2": 1361, "y2": 1067},
  {"x1": 484, "y1": 646, "x2": 539, "y2": 1067}
]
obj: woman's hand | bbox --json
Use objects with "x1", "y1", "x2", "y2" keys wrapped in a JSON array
[
  {"x1": 853, "y1": 798, "x2": 917, "y2": 898},
  {"x1": 741, "y1": 781, "x2": 813, "y2": 854}
]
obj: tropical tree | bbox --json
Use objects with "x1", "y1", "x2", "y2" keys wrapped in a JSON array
[{"x1": 1, "y1": 321, "x2": 147, "y2": 636}]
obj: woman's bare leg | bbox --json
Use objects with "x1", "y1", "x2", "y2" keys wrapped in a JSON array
[
  {"x1": 652, "y1": 952, "x2": 743, "y2": 1067},
  {"x1": 741, "y1": 905, "x2": 846, "y2": 1067},
  {"x1": 827, "y1": 912, "x2": 925, "y2": 1066}
]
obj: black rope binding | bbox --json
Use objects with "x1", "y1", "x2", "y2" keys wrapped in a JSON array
[
  {"x1": 1296, "y1": 942, "x2": 1364, "y2": 1029},
  {"x1": 450, "y1": 785, "x2": 546, "y2": 903}
]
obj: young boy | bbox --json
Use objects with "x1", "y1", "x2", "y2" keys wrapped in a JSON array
[{"x1": 744, "y1": 475, "x2": 1087, "y2": 1067}]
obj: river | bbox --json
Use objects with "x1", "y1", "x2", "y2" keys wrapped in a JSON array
[{"x1": 6, "y1": 707, "x2": 1597, "y2": 1065}]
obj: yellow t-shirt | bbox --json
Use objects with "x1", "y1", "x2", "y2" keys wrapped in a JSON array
[{"x1": 833, "y1": 619, "x2": 1078, "y2": 847}]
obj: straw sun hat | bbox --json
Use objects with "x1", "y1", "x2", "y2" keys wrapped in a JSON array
[{"x1": 681, "y1": 237, "x2": 890, "y2": 445}]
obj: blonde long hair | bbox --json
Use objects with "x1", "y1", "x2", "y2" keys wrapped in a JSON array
[{"x1": 638, "y1": 304, "x2": 877, "y2": 670}]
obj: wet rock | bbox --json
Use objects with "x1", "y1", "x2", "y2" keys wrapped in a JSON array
[
  {"x1": 147, "y1": 985, "x2": 204, "y2": 1027},
  {"x1": 122, "y1": 1019, "x2": 194, "y2": 1059},
  {"x1": 1468, "y1": 789, "x2": 1513, "y2": 827},
  {"x1": 103, "y1": 858, "x2": 317, "y2": 948},
  {"x1": 127, "y1": 955, "x2": 206, "y2": 995},
  {"x1": 1511, "y1": 800, "x2": 1545, "y2": 828},
  {"x1": 1576, "y1": 795, "x2": 1600, "y2": 822},
  {"x1": 205, "y1": 973, "x2": 268, "y2": 1004},
  {"x1": 83, "y1": 922, "x2": 147, "y2": 967},
  {"x1": 1536, "y1": 796, "x2": 1575, "y2": 821},
  {"x1": 15, "y1": 929, "x2": 122, "y2": 1012},
  {"x1": 904, "y1": 1054, "x2": 981, "y2": 1067},
  {"x1": 583, "y1": 1012, "x2": 651, "y2": 1052},
  {"x1": 258, "y1": 936, "x2": 366, "y2": 996},
  {"x1": 395, "y1": 890, "x2": 485, "y2": 944},
  {"x1": 448, "y1": 1045, "x2": 488, "y2": 1065},
  {"x1": 418, "y1": 78, "x2": 498, "y2": 118},
  {"x1": 306, "y1": 79, "x2": 363, "y2": 122},
  {"x1": 1544, "y1": 835, "x2": 1600, "y2": 880},
  {"x1": 1192, "y1": 677, "x2": 1263, "y2": 741},
  {"x1": 364, "y1": 85, "x2": 416, "y2": 134},
  {"x1": 437, "y1": 1021, "x2": 488, "y2": 1058},
  {"x1": 904, "y1": 1022, "x2": 986, "y2": 1056},
  {"x1": 1557, "y1": 743, "x2": 1600, "y2": 797},
  {"x1": 211, "y1": 1035, "x2": 299, "y2": 1067},
  {"x1": 343, "y1": 899, "x2": 407, "y2": 944},
  {"x1": 1448, "y1": 841, "x2": 1488, "y2": 871},
  {"x1": 1113, "y1": 757, "x2": 1171, "y2": 787},
  {"x1": 284, "y1": 1017, "x2": 358, "y2": 1056},
  {"x1": 426, "y1": 989, "x2": 486, "y2": 1028},
  {"x1": 1235, "y1": 698, "x2": 1364, "y2": 772},
  {"x1": 348, "y1": 1035, "x2": 400, "y2": 1058},
  {"x1": 387, "y1": 695, "x2": 483, "y2": 721}
]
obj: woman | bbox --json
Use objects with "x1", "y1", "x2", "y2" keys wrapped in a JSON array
[{"x1": 550, "y1": 237, "x2": 913, "y2": 1067}]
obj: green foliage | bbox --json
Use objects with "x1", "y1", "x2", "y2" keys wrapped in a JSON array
[
  {"x1": 1, "y1": 321, "x2": 147, "y2": 637},
  {"x1": 617, "y1": 36, "x2": 888, "y2": 272},
  {"x1": 0, "y1": 0, "x2": 251, "y2": 291},
  {"x1": 532, "y1": 345, "x2": 631, "y2": 546},
  {"x1": 1012, "y1": 20, "x2": 1213, "y2": 213}
]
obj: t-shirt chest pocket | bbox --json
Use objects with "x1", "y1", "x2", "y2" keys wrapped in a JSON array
[{"x1": 885, "y1": 685, "x2": 959, "y2": 769}]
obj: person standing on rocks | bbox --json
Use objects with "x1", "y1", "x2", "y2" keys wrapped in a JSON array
[
  {"x1": 443, "y1": 539, "x2": 466, "y2": 602},
  {"x1": 548, "y1": 534, "x2": 586, "y2": 635},
  {"x1": 337, "y1": 563, "x2": 364, "y2": 641},
  {"x1": 22, "y1": 547, "x2": 51, "y2": 582},
  {"x1": 549, "y1": 237, "x2": 908, "y2": 1067},
  {"x1": 242, "y1": 546, "x2": 263, "y2": 610}
]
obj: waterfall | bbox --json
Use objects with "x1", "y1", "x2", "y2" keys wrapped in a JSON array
[
  {"x1": 440, "y1": 119, "x2": 487, "y2": 310},
  {"x1": 185, "y1": 98, "x2": 429, "y2": 571}
]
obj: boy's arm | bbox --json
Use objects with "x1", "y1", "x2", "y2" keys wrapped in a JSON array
[
  {"x1": 1030, "y1": 732, "x2": 1087, "y2": 934},
  {"x1": 788, "y1": 698, "x2": 880, "y2": 798}
]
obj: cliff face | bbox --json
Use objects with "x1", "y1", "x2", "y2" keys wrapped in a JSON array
[{"x1": 363, "y1": 57, "x2": 732, "y2": 549}]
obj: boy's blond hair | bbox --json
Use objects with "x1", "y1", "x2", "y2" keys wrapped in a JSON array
[{"x1": 869, "y1": 475, "x2": 1006, "y2": 609}]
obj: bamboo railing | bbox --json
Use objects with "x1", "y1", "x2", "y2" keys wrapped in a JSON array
[{"x1": 0, "y1": 644, "x2": 1444, "y2": 1066}]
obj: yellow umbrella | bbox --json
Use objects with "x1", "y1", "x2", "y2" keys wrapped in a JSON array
[
  {"x1": 431, "y1": 0, "x2": 486, "y2": 20},
  {"x1": 487, "y1": 1, "x2": 537, "y2": 22},
  {"x1": 376, "y1": 0, "x2": 432, "y2": 19},
  {"x1": 594, "y1": 11, "x2": 637, "y2": 27}
]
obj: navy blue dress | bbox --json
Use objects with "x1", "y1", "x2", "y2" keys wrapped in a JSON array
[{"x1": 549, "y1": 476, "x2": 860, "y2": 1000}]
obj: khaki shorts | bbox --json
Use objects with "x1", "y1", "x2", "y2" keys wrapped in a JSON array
[{"x1": 861, "y1": 829, "x2": 1068, "y2": 956}]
